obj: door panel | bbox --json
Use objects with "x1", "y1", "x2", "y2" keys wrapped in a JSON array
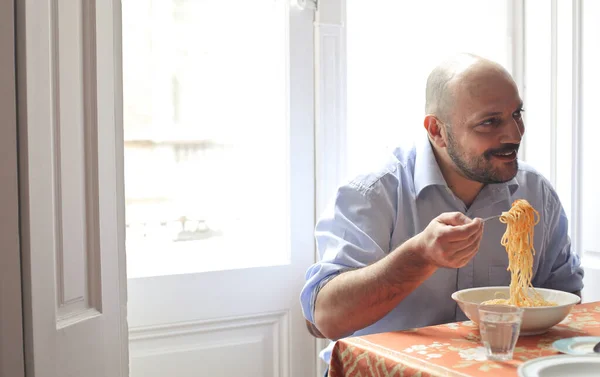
[
  {"x1": 129, "y1": 267, "x2": 314, "y2": 376},
  {"x1": 17, "y1": 1, "x2": 129, "y2": 376}
]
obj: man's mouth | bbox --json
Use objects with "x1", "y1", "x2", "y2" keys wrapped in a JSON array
[
  {"x1": 490, "y1": 149, "x2": 518, "y2": 161},
  {"x1": 485, "y1": 143, "x2": 520, "y2": 162}
]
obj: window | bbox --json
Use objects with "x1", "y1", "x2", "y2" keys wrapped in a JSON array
[
  {"x1": 346, "y1": 0, "x2": 510, "y2": 177},
  {"x1": 122, "y1": 0, "x2": 293, "y2": 278}
]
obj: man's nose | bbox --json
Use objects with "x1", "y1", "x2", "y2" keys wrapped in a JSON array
[{"x1": 501, "y1": 118, "x2": 524, "y2": 144}]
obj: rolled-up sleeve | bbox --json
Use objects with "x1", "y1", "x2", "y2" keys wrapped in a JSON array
[
  {"x1": 534, "y1": 187, "x2": 584, "y2": 293},
  {"x1": 299, "y1": 177, "x2": 397, "y2": 324}
]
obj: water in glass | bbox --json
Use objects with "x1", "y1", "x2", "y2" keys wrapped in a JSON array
[{"x1": 478, "y1": 305, "x2": 524, "y2": 361}]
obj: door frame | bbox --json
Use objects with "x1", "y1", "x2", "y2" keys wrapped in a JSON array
[{"x1": 0, "y1": 0, "x2": 25, "y2": 376}]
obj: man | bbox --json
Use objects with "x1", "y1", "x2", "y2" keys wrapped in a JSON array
[{"x1": 300, "y1": 53, "x2": 584, "y2": 368}]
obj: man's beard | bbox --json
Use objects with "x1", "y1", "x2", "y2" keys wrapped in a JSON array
[{"x1": 446, "y1": 131, "x2": 519, "y2": 184}]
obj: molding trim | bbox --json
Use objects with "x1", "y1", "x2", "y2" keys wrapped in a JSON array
[
  {"x1": 82, "y1": 0, "x2": 103, "y2": 315},
  {"x1": 130, "y1": 311, "x2": 290, "y2": 377},
  {"x1": 571, "y1": 0, "x2": 583, "y2": 257},
  {"x1": 50, "y1": 0, "x2": 68, "y2": 309},
  {"x1": 550, "y1": 0, "x2": 558, "y2": 187},
  {"x1": 509, "y1": 0, "x2": 526, "y2": 160},
  {"x1": 314, "y1": 16, "x2": 346, "y2": 231},
  {"x1": 57, "y1": 309, "x2": 102, "y2": 330},
  {"x1": 51, "y1": 0, "x2": 102, "y2": 320},
  {"x1": 130, "y1": 310, "x2": 288, "y2": 339}
]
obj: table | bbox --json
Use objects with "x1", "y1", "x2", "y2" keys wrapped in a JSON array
[{"x1": 329, "y1": 302, "x2": 600, "y2": 377}]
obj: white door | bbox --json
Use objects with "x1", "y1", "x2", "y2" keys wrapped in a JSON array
[
  {"x1": 122, "y1": 1, "x2": 317, "y2": 376},
  {"x1": 17, "y1": 1, "x2": 129, "y2": 376}
]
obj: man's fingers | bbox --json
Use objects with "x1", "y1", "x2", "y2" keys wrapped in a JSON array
[
  {"x1": 448, "y1": 226, "x2": 483, "y2": 249},
  {"x1": 437, "y1": 212, "x2": 471, "y2": 226},
  {"x1": 451, "y1": 233, "x2": 483, "y2": 266},
  {"x1": 437, "y1": 217, "x2": 483, "y2": 241},
  {"x1": 459, "y1": 230, "x2": 483, "y2": 255}
]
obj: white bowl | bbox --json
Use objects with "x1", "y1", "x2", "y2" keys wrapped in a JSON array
[{"x1": 451, "y1": 286, "x2": 581, "y2": 336}]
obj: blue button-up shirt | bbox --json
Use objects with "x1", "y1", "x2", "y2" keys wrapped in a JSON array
[{"x1": 301, "y1": 134, "x2": 584, "y2": 362}]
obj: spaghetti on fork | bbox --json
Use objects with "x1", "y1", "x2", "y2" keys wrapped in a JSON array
[{"x1": 481, "y1": 199, "x2": 556, "y2": 307}]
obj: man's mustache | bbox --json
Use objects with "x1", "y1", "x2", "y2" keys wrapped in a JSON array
[{"x1": 484, "y1": 144, "x2": 520, "y2": 159}]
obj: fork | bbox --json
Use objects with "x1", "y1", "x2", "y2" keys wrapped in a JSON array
[{"x1": 482, "y1": 214, "x2": 501, "y2": 223}]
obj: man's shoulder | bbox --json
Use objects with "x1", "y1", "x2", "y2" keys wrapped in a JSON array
[
  {"x1": 515, "y1": 160, "x2": 561, "y2": 203},
  {"x1": 516, "y1": 160, "x2": 553, "y2": 187},
  {"x1": 344, "y1": 143, "x2": 416, "y2": 196}
]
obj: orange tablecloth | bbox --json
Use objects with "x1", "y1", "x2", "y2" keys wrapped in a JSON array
[{"x1": 329, "y1": 302, "x2": 600, "y2": 377}]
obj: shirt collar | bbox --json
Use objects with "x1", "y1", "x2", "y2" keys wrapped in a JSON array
[
  {"x1": 413, "y1": 134, "x2": 520, "y2": 197},
  {"x1": 413, "y1": 134, "x2": 448, "y2": 196},
  {"x1": 486, "y1": 176, "x2": 520, "y2": 196}
]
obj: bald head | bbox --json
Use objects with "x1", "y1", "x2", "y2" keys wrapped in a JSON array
[
  {"x1": 423, "y1": 53, "x2": 524, "y2": 187},
  {"x1": 425, "y1": 53, "x2": 513, "y2": 122}
]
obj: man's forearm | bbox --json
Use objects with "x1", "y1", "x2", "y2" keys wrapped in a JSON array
[{"x1": 313, "y1": 236, "x2": 437, "y2": 340}]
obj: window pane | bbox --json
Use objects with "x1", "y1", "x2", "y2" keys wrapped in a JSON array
[
  {"x1": 346, "y1": 0, "x2": 509, "y2": 176},
  {"x1": 122, "y1": 0, "x2": 289, "y2": 278}
]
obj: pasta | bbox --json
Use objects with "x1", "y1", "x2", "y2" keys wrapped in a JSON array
[{"x1": 481, "y1": 199, "x2": 556, "y2": 307}]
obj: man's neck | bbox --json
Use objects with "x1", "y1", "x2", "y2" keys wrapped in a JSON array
[
  {"x1": 432, "y1": 148, "x2": 484, "y2": 208},
  {"x1": 447, "y1": 179, "x2": 484, "y2": 209}
]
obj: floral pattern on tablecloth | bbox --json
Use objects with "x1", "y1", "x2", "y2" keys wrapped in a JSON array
[{"x1": 329, "y1": 303, "x2": 600, "y2": 377}]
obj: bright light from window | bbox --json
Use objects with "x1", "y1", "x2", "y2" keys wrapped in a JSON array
[
  {"x1": 122, "y1": 0, "x2": 290, "y2": 278},
  {"x1": 346, "y1": 0, "x2": 509, "y2": 177}
]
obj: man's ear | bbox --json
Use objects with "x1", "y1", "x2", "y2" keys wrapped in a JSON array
[{"x1": 424, "y1": 114, "x2": 447, "y2": 148}]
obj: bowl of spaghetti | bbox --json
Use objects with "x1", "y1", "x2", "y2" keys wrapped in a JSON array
[
  {"x1": 452, "y1": 286, "x2": 580, "y2": 335},
  {"x1": 451, "y1": 199, "x2": 581, "y2": 335}
]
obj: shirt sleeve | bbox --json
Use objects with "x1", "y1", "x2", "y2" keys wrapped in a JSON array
[
  {"x1": 533, "y1": 185, "x2": 584, "y2": 293},
  {"x1": 299, "y1": 177, "x2": 397, "y2": 324}
]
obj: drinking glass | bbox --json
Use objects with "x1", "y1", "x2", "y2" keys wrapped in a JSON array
[{"x1": 478, "y1": 304, "x2": 524, "y2": 361}]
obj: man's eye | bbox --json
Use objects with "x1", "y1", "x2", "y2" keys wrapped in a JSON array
[
  {"x1": 480, "y1": 118, "x2": 498, "y2": 126},
  {"x1": 513, "y1": 108, "x2": 525, "y2": 119}
]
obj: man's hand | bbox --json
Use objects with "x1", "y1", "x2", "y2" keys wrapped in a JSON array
[{"x1": 415, "y1": 212, "x2": 484, "y2": 269}]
